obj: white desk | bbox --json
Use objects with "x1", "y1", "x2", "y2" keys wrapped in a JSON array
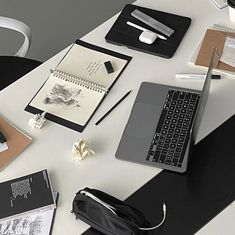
[{"x1": 1, "y1": 0, "x2": 235, "y2": 234}]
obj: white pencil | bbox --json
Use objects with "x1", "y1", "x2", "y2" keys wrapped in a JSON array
[{"x1": 127, "y1": 21, "x2": 167, "y2": 40}]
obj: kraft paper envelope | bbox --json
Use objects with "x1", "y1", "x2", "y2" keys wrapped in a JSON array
[
  {"x1": 0, "y1": 117, "x2": 32, "y2": 170},
  {"x1": 195, "y1": 29, "x2": 235, "y2": 72}
]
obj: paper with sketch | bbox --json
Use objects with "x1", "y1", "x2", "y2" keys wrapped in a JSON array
[{"x1": 29, "y1": 74, "x2": 104, "y2": 126}]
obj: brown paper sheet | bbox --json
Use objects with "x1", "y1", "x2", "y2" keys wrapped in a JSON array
[
  {"x1": 195, "y1": 29, "x2": 235, "y2": 72},
  {"x1": 0, "y1": 117, "x2": 32, "y2": 171}
]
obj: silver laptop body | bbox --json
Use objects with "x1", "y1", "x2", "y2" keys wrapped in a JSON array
[{"x1": 115, "y1": 49, "x2": 216, "y2": 173}]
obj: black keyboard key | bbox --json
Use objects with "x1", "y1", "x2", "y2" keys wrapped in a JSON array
[
  {"x1": 175, "y1": 109, "x2": 180, "y2": 114},
  {"x1": 175, "y1": 128, "x2": 180, "y2": 133},
  {"x1": 172, "y1": 158, "x2": 178, "y2": 166},
  {"x1": 163, "y1": 144, "x2": 169, "y2": 149},
  {"x1": 163, "y1": 125, "x2": 169, "y2": 130},
  {"x1": 162, "y1": 130, "x2": 167, "y2": 135},
  {"x1": 170, "y1": 143, "x2": 176, "y2": 148},
  {"x1": 165, "y1": 139, "x2": 171, "y2": 143},
  {"x1": 173, "y1": 133, "x2": 179, "y2": 138},
  {"x1": 165, "y1": 159, "x2": 171, "y2": 165},
  {"x1": 167, "y1": 133, "x2": 172, "y2": 138},
  {"x1": 159, "y1": 154, "x2": 166, "y2": 163},
  {"x1": 175, "y1": 154, "x2": 180, "y2": 159},
  {"x1": 177, "y1": 142, "x2": 183, "y2": 147},
  {"x1": 162, "y1": 148, "x2": 168, "y2": 154},
  {"x1": 175, "y1": 148, "x2": 181, "y2": 153},
  {"x1": 155, "y1": 109, "x2": 167, "y2": 133},
  {"x1": 192, "y1": 93, "x2": 199, "y2": 98},
  {"x1": 173, "y1": 91, "x2": 179, "y2": 100},
  {"x1": 179, "y1": 92, "x2": 185, "y2": 99},
  {"x1": 159, "y1": 135, "x2": 166, "y2": 140},
  {"x1": 170, "y1": 124, "x2": 175, "y2": 129},
  {"x1": 153, "y1": 151, "x2": 161, "y2": 161},
  {"x1": 185, "y1": 93, "x2": 191, "y2": 99},
  {"x1": 156, "y1": 145, "x2": 163, "y2": 151}
]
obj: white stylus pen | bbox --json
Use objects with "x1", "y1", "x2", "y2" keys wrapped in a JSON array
[
  {"x1": 175, "y1": 74, "x2": 206, "y2": 79},
  {"x1": 127, "y1": 21, "x2": 167, "y2": 40}
]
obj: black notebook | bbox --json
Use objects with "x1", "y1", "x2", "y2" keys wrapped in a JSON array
[
  {"x1": 25, "y1": 40, "x2": 131, "y2": 132},
  {"x1": 0, "y1": 169, "x2": 55, "y2": 221},
  {"x1": 105, "y1": 4, "x2": 191, "y2": 58},
  {"x1": 84, "y1": 115, "x2": 235, "y2": 234}
]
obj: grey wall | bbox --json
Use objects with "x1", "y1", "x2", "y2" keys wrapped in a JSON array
[{"x1": 0, "y1": 0, "x2": 134, "y2": 62}]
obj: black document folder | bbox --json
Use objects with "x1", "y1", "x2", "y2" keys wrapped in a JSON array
[
  {"x1": 84, "y1": 115, "x2": 235, "y2": 234},
  {"x1": 105, "y1": 4, "x2": 191, "y2": 58}
]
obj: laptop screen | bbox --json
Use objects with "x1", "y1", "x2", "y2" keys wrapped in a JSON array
[{"x1": 192, "y1": 48, "x2": 216, "y2": 143}]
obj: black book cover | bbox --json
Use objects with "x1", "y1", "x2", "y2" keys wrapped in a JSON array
[{"x1": 0, "y1": 169, "x2": 55, "y2": 221}]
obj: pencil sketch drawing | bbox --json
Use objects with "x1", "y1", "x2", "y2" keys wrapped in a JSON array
[
  {"x1": 0, "y1": 216, "x2": 43, "y2": 235},
  {"x1": 43, "y1": 84, "x2": 81, "y2": 108}
]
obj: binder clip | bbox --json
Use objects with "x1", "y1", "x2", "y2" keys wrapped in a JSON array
[
  {"x1": 72, "y1": 139, "x2": 95, "y2": 161},
  {"x1": 28, "y1": 112, "x2": 46, "y2": 130}
]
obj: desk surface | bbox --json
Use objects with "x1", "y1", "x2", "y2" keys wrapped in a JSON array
[{"x1": 1, "y1": 0, "x2": 235, "y2": 234}]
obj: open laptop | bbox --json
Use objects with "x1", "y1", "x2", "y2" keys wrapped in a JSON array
[{"x1": 115, "y1": 48, "x2": 216, "y2": 173}]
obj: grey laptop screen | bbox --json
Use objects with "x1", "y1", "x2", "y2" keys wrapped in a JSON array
[{"x1": 192, "y1": 48, "x2": 216, "y2": 142}]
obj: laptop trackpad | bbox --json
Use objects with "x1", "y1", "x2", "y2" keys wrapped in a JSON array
[{"x1": 125, "y1": 102, "x2": 161, "y2": 139}]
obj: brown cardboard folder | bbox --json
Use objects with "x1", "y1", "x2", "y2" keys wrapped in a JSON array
[
  {"x1": 0, "y1": 116, "x2": 32, "y2": 170},
  {"x1": 195, "y1": 29, "x2": 235, "y2": 72}
]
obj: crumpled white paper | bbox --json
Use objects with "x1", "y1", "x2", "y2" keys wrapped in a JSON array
[
  {"x1": 72, "y1": 139, "x2": 95, "y2": 161},
  {"x1": 28, "y1": 112, "x2": 46, "y2": 130}
]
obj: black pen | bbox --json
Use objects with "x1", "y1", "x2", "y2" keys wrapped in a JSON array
[{"x1": 95, "y1": 90, "x2": 132, "y2": 126}]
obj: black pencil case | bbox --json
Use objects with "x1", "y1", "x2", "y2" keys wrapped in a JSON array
[{"x1": 71, "y1": 187, "x2": 152, "y2": 235}]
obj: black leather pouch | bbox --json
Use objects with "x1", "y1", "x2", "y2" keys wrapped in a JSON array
[{"x1": 72, "y1": 187, "x2": 151, "y2": 235}]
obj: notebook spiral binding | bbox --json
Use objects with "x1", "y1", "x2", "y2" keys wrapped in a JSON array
[
  {"x1": 52, "y1": 69, "x2": 108, "y2": 93},
  {"x1": 212, "y1": 24, "x2": 235, "y2": 33}
]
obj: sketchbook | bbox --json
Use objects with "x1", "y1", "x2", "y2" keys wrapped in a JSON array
[
  {"x1": 188, "y1": 24, "x2": 235, "y2": 77},
  {"x1": 25, "y1": 40, "x2": 132, "y2": 132}
]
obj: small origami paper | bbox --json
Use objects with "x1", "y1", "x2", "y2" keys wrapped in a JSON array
[
  {"x1": 72, "y1": 139, "x2": 95, "y2": 161},
  {"x1": 28, "y1": 112, "x2": 46, "y2": 130}
]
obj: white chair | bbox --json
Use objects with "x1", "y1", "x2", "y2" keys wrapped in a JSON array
[{"x1": 0, "y1": 16, "x2": 31, "y2": 57}]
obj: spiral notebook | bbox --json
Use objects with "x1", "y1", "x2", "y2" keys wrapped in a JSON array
[
  {"x1": 188, "y1": 24, "x2": 235, "y2": 77},
  {"x1": 25, "y1": 40, "x2": 131, "y2": 132}
]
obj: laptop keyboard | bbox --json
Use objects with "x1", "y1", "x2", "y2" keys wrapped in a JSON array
[{"x1": 146, "y1": 89, "x2": 200, "y2": 168}]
